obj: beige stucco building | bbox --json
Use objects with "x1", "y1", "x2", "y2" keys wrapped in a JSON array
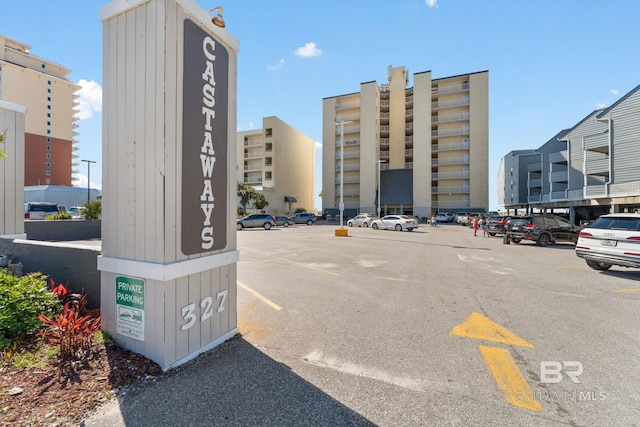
[
  {"x1": 322, "y1": 66, "x2": 489, "y2": 220},
  {"x1": 0, "y1": 35, "x2": 79, "y2": 186},
  {"x1": 237, "y1": 116, "x2": 316, "y2": 215}
]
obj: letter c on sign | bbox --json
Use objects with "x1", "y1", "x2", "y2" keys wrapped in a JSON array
[{"x1": 202, "y1": 36, "x2": 216, "y2": 61}]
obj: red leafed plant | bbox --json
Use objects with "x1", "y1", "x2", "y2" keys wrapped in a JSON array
[
  {"x1": 38, "y1": 279, "x2": 101, "y2": 361},
  {"x1": 38, "y1": 302, "x2": 101, "y2": 360}
]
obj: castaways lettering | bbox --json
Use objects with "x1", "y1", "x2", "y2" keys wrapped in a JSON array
[{"x1": 200, "y1": 36, "x2": 217, "y2": 250}]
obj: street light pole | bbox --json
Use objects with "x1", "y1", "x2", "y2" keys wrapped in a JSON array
[
  {"x1": 81, "y1": 159, "x2": 96, "y2": 205},
  {"x1": 334, "y1": 120, "x2": 352, "y2": 230},
  {"x1": 376, "y1": 159, "x2": 387, "y2": 218}
]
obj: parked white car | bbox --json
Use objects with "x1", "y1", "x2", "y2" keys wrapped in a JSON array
[
  {"x1": 371, "y1": 215, "x2": 419, "y2": 231},
  {"x1": 434, "y1": 213, "x2": 455, "y2": 223},
  {"x1": 575, "y1": 213, "x2": 640, "y2": 270},
  {"x1": 347, "y1": 214, "x2": 377, "y2": 228}
]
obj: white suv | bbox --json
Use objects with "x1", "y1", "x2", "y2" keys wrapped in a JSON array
[{"x1": 575, "y1": 213, "x2": 640, "y2": 270}]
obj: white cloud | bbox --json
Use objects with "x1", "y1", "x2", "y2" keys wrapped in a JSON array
[
  {"x1": 74, "y1": 173, "x2": 102, "y2": 191},
  {"x1": 610, "y1": 89, "x2": 619, "y2": 95},
  {"x1": 425, "y1": 0, "x2": 438, "y2": 8},
  {"x1": 595, "y1": 102, "x2": 607, "y2": 109},
  {"x1": 295, "y1": 42, "x2": 322, "y2": 58},
  {"x1": 249, "y1": 121, "x2": 255, "y2": 128},
  {"x1": 74, "y1": 79, "x2": 102, "y2": 120},
  {"x1": 315, "y1": 141, "x2": 322, "y2": 149},
  {"x1": 267, "y1": 58, "x2": 285, "y2": 71}
]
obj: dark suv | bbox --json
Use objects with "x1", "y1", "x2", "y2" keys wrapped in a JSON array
[{"x1": 504, "y1": 214, "x2": 581, "y2": 246}]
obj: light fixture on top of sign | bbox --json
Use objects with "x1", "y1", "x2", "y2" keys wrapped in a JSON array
[{"x1": 208, "y1": 6, "x2": 225, "y2": 28}]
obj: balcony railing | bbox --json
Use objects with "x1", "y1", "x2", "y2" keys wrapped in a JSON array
[
  {"x1": 335, "y1": 151, "x2": 361, "y2": 159},
  {"x1": 610, "y1": 180, "x2": 640, "y2": 197},
  {"x1": 431, "y1": 156, "x2": 470, "y2": 166},
  {"x1": 548, "y1": 151, "x2": 568, "y2": 164},
  {"x1": 432, "y1": 126, "x2": 469, "y2": 138},
  {"x1": 432, "y1": 96, "x2": 470, "y2": 110},
  {"x1": 432, "y1": 82, "x2": 469, "y2": 95},
  {"x1": 431, "y1": 185, "x2": 470, "y2": 194},
  {"x1": 549, "y1": 170, "x2": 568, "y2": 182},
  {"x1": 380, "y1": 151, "x2": 389, "y2": 159},
  {"x1": 335, "y1": 125, "x2": 360, "y2": 135},
  {"x1": 432, "y1": 111, "x2": 470, "y2": 124},
  {"x1": 432, "y1": 170, "x2": 470, "y2": 180},
  {"x1": 335, "y1": 101, "x2": 360, "y2": 110},
  {"x1": 432, "y1": 139, "x2": 469, "y2": 152}
]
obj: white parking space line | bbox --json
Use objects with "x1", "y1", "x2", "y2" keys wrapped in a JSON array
[{"x1": 238, "y1": 281, "x2": 283, "y2": 311}]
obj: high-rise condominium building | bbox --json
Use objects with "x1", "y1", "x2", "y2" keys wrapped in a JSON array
[
  {"x1": 322, "y1": 65, "x2": 488, "y2": 219},
  {"x1": 237, "y1": 116, "x2": 316, "y2": 215},
  {"x1": 0, "y1": 35, "x2": 79, "y2": 186}
]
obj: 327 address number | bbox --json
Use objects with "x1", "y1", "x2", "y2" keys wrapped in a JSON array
[{"x1": 180, "y1": 289, "x2": 228, "y2": 331}]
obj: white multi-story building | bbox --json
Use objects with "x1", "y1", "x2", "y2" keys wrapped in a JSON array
[
  {"x1": 237, "y1": 116, "x2": 315, "y2": 215},
  {"x1": 322, "y1": 65, "x2": 489, "y2": 220},
  {"x1": 0, "y1": 35, "x2": 80, "y2": 186}
]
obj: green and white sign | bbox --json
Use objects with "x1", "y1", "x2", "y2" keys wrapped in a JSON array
[{"x1": 116, "y1": 276, "x2": 145, "y2": 341}]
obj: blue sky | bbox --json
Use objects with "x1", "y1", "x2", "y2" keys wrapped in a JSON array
[{"x1": 2, "y1": 0, "x2": 639, "y2": 211}]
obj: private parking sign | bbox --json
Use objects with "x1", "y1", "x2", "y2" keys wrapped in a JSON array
[{"x1": 116, "y1": 276, "x2": 145, "y2": 341}]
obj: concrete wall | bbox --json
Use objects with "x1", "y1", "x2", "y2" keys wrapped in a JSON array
[
  {"x1": 0, "y1": 238, "x2": 100, "y2": 308},
  {"x1": 24, "y1": 219, "x2": 101, "y2": 241}
]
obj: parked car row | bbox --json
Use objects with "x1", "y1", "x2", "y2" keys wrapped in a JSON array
[{"x1": 237, "y1": 212, "x2": 318, "y2": 230}]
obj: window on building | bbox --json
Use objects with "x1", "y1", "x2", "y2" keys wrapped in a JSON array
[
  {"x1": 47, "y1": 80, "x2": 51, "y2": 85},
  {"x1": 265, "y1": 157, "x2": 272, "y2": 166},
  {"x1": 46, "y1": 162, "x2": 51, "y2": 167},
  {"x1": 45, "y1": 170, "x2": 51, "y2": 176},
  {"x1": 47, "y1": 113, "x2": 51, "y2": 118},
  {"x1": 47, "y1": 96, "x2": 51, "y2": 101},
  {"x1": 47, "y1": 121, "x2": 50, "y2": 126},
  {"x1": 265, "y1": 171, "x2": 272, "y2": 180},
  {"x1": 47, "y1": 105, "x2": 51, "y2": 110},
  {"x1": 46, "y1": 146, "x2": 51, "y2": 151},
  {"x1": 46, "y1": 154, "x2": 51, "y2": 159},
  {"x1": 46, "y1": 178, "x2": 51, "y2": 184},
  {"x1": 47, "y1": 130, "x2": 50, "y2": 134},
  {"x1": 42, "y1": 64, "x2": 46, "y2": 69},
  {"x1": 265, "y1": 143, "x2": 272, "y2": 152},
  {"x1": 265, "y1": 128, "x2": 272, "y2": 137},
  {"x1": 46, "y1": 137, "x2": 51, "y2": 142},
  {"x1": 47, "y1": 88, "x2": 51, "y2": 93}
]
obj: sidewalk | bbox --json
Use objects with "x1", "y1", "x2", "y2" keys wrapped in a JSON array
[{"x1": 82, "y1": 335, "x2": 375, "y2": 426}]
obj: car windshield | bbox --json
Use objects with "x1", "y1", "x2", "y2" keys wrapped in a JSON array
[{"x1": 588, "y1": 217, "x2": 640, "y2": 231}]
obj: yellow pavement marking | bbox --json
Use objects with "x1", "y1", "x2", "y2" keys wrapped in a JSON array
[
  {"x1": 450, "y1": 312, "x2": 535, "y2": 348},
  {"x1": 614, "y1": 288, "x2": 640, "y2": 293},
  {"x1": 479, "y1": 345, "x2": 543, "y2": 412},
  {"x1": 238, "y1": 281, "x2": 282, "y2": 311}
]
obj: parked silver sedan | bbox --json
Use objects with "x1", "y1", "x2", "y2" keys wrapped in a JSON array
[
  {"x1": 371, "y1": 215, "x2": 419, "y2": 231},
  {"x1": 347, "y1": 214, "x2": 378, "y2": 228}
]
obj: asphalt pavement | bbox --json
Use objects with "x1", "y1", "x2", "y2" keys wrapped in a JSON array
[{"x1": 82, "y1": 221, "x2": 640, "y2": 426}]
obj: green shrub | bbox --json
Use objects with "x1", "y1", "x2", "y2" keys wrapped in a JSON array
[
  {"x1": 46, "y1": 212, "x2": 73, "y2": 220},
  {"x1": 82, "y1": 199, "x2": 102, "y2": 220},
  {"x1": 0, "y1": 270, "x2": 61, "y2": 350}
]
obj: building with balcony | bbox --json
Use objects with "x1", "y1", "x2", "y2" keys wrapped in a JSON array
[
  {"x1": 0, "y1": 35, "x2": 80, "y2": 186},
  {"x1": 237, "y1": 116, "x2": 315, "y2": 215},
  {"x1": 322, "y1": 65, "x2": 489, "y2": 219},
  {"x1": 499, "y1": 83, "x2": 640, "y2": 222}
]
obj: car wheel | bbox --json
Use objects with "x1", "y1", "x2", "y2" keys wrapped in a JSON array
[
  {"x1": 585, "y1": 259, "x2": 612, "y2": 270},
  {"x1": 408, "y1": 227, "x2": 414, "y2": 231},
  {"x1": 395, "y1": 224, "x2": 402, "y2": 231},
  {"x1": 511, "y1": 237, "x2": 521, "y2": 244},
  {"x1": 348, "y1": 222, "x2": 353, "y2": 227},
  {"x1": 283, "y1": 222, "x2": 289, "y2": 227},
  {"x1": 263, "y1": 223, "x2": 272, "y2": 230},
  {"x1": 537, "y1": 233, "x2": 550, "y2": 247},
  {"x1": 489, "y1": 233, "x2": 496, "y2": 237},
  {"x1": 364, "y1": 222, "x2": 369, "y2": 228},
  {"x1": 306, "y1": 220, "x2": 313, "y2": 225},
  {"x1": 237, "y1": 223, "x2": 243, "y2": 230},
  {"x1": 372, "y1": 223, "x2": 379, "y2": 230}
]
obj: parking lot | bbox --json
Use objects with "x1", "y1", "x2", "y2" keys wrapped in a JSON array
[{"x1": 237, "y1": 221, "x2": 640, "y2": 426}]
